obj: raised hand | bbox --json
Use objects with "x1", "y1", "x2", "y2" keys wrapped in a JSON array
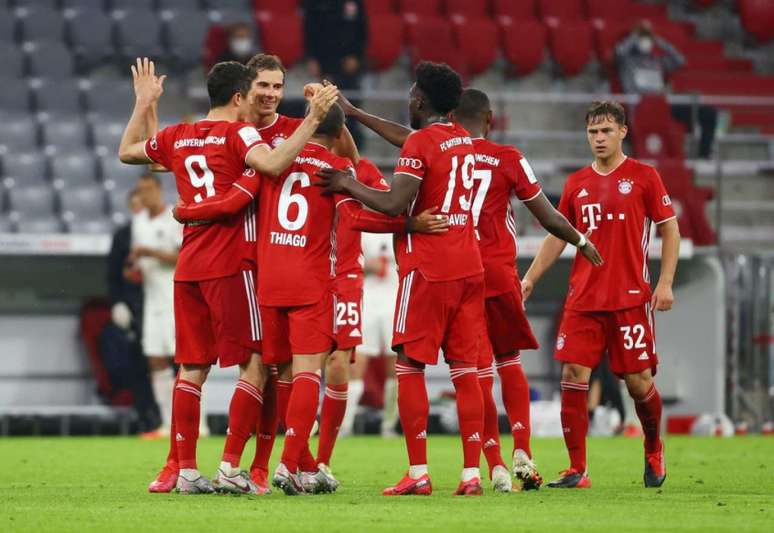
[
  {"x1": 308, "y1": 84, "x2": 339, "y2": 121},
  {"x1": 131, "y1": 57, "x2": 166, "y2": 106},
  {"x1": 407, "y1": 207, "x2": 450, "y2": 234},
  {"x1": 303, "y1": 82, "x2": 324, "y2": 100}
]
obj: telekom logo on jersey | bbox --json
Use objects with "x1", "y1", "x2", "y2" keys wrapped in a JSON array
[{"x1": 581, "y1": 203, "x2": 626, "y2": 231}]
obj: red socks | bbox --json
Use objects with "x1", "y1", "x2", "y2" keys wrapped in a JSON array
[
  {"x1": 251, "y1": 376, "x2": 277, "y2": 474},
  {"x1": 560, "y1": 380, "x2": 589, "y2": 473},
  {"x1": 173, "y1": 379, "x2": 202, "y2": 470},
  {"x1": 635, "y1": 384, "x2": 663, "y2": 453},
  {"x1": 222, "y1": 380, "x2": 263, "y2": 468},
  {"x1": 280, "y1": 372, "x2": 320, "y2": 472},
  {"x1": 316, "y1": 383, "x2": 348, "y2": 466},
  {"x1": 276, "y1": 378, "x2": 292, "y2": 429},
  {"x1": 396, "y1": 362, "x2": 428, "y2": 466},
  {"x1": 165, "y1": 376, "x2": 179, "y2": 469},
  {"x1": 450, "y1": 365, "x2": 484, "y2": 469},
  {"x1": 478, "y1": 366, "x2": 505, "y2": 475},
  {"x1": 496, "y1": 353, "x2": 532, "y2": 457}
]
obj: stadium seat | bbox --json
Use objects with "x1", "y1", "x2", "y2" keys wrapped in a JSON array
[
  {"x1": 91, "y1": 121, "x2": 125, "y2": 152},
  {"x1": 409, "y1": 17, "x2": 466, "y2": 75},
  {"x1": 204, "y1": 0, "x2": 250, "y2": 9},
  {"x1": 0, "y1": 216, "x2": 13, "y2": 233},
  {"x1": 0, "y1": 118, "x2": 38, "y2": 152},
  {"x1": 365, "y1": 0, "x2": 396, "y2": 15},
  {"x1": 51, "y1": 152, "x2": 99, "y2": 187},
  {"x1": 67, "y1": 9, "x2": 115, "y2": 72},
  {"x1": 452, "y1": 17, "x2": 499, "y2": 76},
  {"x1": 0, "y1": 9, "x2": 14, "y2": 43},
  {"x1": 8, "y1": 186, "x2": 56, "y2": 217},
  {"x1": 398, "y1": 0, "x2": 443, "y2": 17},
  {"x1": 42, "y1": 121, "x2": 91, "y2": 152},
  {"x1": 253, "y1": 0, "x2": 299, "y2": 15},
  {"x1": 501, "y1": 19, "x2": 547, "y2": 76},
  {"x1": 738, "y1": 0, "x2": 774, "y2": 42},
  {"x1": 33, "y1": 79, "x2": 83, "y2": 116},
  {"x1": 593, "y1": 18, "x2": 635, "y2": 65},
  {"x1": 15, "y1": 216, "x2": 62, "y2": 234},
  {"x1": 445, "y1": 0, "x2": 490, "y2": 18},
  {"x1": 258, "y1": 13, "x2": 304, "y2": 68},
  {"x1": 60, "y1": 187, "x2": 106, "y2": 218},
  {"x1": 27, "y1": 41, "x2": 75, "y2": 79},
  {"x1": 630, "y1": 95, "x2": 686, "y2": 159},
  {"x1": 158, "y1": 0, "x2": 204, "y2": 10},
  {"x1": 0, "y1": 42, "x2": 25, "y2": 79},
  {"x1": 115, "y1": 9, "x2": 164, "y2": 62},
  {"x1": 11, "y1": 0, "x2": 60, "y2": 9},
  {"x1": 107, "y1": 186, "x2": 133, "y2": 214},
  {"x1": 493, "y1": 0, "x2": 537, "y2": 23},
  {"x1": 656, "y1": 159, "x2": 716, "y2": 245},
  {"x1": 100, "y1": 157, "x2": 147, "y2": 184},
  {"x1": 109, "y1": 0, "x2": 156, "y2": 11},
  {"x1": 86, "y1": 80, "x2": 135, "y2": 116},
  {"x1": 60, "y1": 0, "x2": 107, "y2": 8},
  {"x1": 539, "y1": 0, "x2": 585, "y2": 24},
  {"x1": 165, "y1": 9, "x2": 210, "y2": 72},
  {"x1": 67, "y1": 217, "x2": 114, "y2": 235},
  {"x1": 366, "y1": 13, "x2": 403, "y2": 71},
  {"x1": 2, "y1": 152, "x2": 48, "y2": 186},
  {"x1": 0, "y1": 78, "x2": 32, "y2": 112},
  {"x1": 548, "y1": 20, "x2": 594, "y2": 76},
  {"x1": 18, "y1": 7, "x2": 66, "y2": 43},
  {"x1": 585, "y1": 0, "x2": 632, "y2": 21}
]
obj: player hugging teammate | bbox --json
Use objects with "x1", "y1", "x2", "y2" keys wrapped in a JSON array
[{"x1": 120, "y1": 53, "x2": 676, "y2": 496}]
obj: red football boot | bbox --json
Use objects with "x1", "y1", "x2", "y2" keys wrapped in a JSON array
[
  {"x1": 148, "y1": 462, "x2": 178, "y2": 493},
  {"x1": 383, "y1": 473, "x2": 432, "y2": 496},
  {"x1": 644, "y1": 441, "x2": 666, "y2": 488},
  {"x1": 453, "y1": 477, "x2": 483, "y2": 496},
  {"x1": 546, "y1": 468, "x2": 591, "y2": 489},
  {"x1": 249, "y1": 467, "x2": 272, "y2": 495}
]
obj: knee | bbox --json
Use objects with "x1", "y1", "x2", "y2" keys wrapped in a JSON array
[
  {"x1": 561, "y1": 363, "x2": 590, "y2": 383},
  {"x1": 325, "y1": 352, "x2": 350, "y2": 383},
  {"x1": 625, "y1": 371, "x2": 653, "y2": 400}
]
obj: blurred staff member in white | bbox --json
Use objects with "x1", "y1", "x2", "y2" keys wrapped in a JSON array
[
  {"x1": 343, "y1": 232, "x2": 400, "y2": 437},
  {"x1": 130, "y1": 172, "x2": 182, "y2": 438}
]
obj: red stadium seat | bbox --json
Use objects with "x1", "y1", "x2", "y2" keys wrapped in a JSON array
[
  {"x1": 593, "y1": 18, "x2": 635, "y2": 65},
  {"x1": 656, "y1": 159, "x2": 716, "y2": 245},
  {"x1": 738, "y1": 0, "x2": 774, "y2": 42},
  {"x1": 452, "y1": 16, "x2": 499, "y2": 75},
  {"x1": 548, "y1": 20, "x2": 594, "y2": 76},
  {"x1": 366, "y1": 13, "x2": 403, "y2": 70},
  {"x1": 398, "y1": 0, "x2": 443, "y2": 16},
  {"x1": 631, "y1": 95, "x2": 686, "y2": 160},
  {"x1": 364, "y1": 0, "x2": 396, "y2": 15},
  {"x1": 410, "y1": 16, "x2": 466, "y2": 76},
  {"x1": 253, "y1": 0, "x2": 299, "y2": 15},
  {"x1": 446, "y1": 0, "x2": 490, "y2": 18},
  {"x1": 501, "y1": 19, "x2": 547, "y2": 76},
  {"x1": 258, "y1": 13, "x2": 304, "y2": 68},
  {"x1": 585, "y1": 0, "x2": 632, "y2": 21},
  {"x1": 539, "y1": 0, "x2": 584, "y2": 25},
  {"x1": 628, "y1": 2, "x2": 667, "y2": 19},
  {"x1": 493, "y1": 0, "x2": 537, "y2": 24}
]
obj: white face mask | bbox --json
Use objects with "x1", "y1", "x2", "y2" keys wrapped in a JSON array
[
  {"x1": 230, "y1": 37, "x2": 253, "y2": 56},
  {"x1": 637, "y1": 36, "x2": 654, "y2": 55}
]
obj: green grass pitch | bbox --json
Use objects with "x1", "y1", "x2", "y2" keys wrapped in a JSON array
[{"x1": 1, "y1": 435, "x2": 772, "y2": 532}]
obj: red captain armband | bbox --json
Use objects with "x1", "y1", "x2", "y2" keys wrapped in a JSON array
[{"x1": 337, "y1": 199, "x2": 407, "y2": 233}]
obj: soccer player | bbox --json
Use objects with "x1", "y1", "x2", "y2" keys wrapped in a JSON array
[
  {"x1": 118, "y1": 58, "x2": 338, "y2": 494},
  {"x1": 521, "y1": 100, "x2": 680, "y2": 489},
  {"x1": 317, "y1": 62, "x2": 492, "y2": 496},
  {"x1": 130, "y1": 173, "x2": 181, "y2": 439}
]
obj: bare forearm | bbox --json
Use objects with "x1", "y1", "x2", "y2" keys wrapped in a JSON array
[
  {"x1": 523, "y1": 235, "x2": 567, "y2": 285},
  {"x1": 657, "y1": 220, "x2": 680, "y2": 286},
  {"x1": 350, "y1": 107, "x2": 412, "y2": 148},
  {"x1": 118, "y1": 100, "x2": 153, "y2": 163},
  {"x1": 526, "y1": 194, "x2": 583, "y2": 246},
  {"x1": 342, "y1": 179, "x2": 409, "y2": 216},
  {"x1": 249, "y1": 114, "x2": 321, "y2": 176},
  {"x1": 339, "y1": 201, "x2": 406, "y2": 233},
  {"x1": 150, "y1": 250, "x2": 178, "y2": 265},
  {"x1": 333, "y1": 126, "x2": 360, "y2": 164}
]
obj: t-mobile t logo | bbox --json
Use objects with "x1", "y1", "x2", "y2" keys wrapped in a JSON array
[{"x1": 581, "y1": 203, "x2": 602, "y2": 231}]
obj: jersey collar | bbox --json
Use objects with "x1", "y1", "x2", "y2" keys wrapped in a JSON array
[
  {"x1": 257, "y1": 113, "x2": 279, "y2": 130},
  {"x1": 591, "y1": 155, "x2": 628, "y2": 176}
]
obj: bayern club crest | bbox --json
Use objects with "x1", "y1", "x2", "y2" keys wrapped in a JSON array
[
  {"x1": 618, "y1": 178, "x2": 633, "y2": 195},
  {"x1": 556, "y1": 334, "x2": 566, "y2": 351},
  {"x1": 272, "y1": 135, "x2": 286, "y2": 147}
]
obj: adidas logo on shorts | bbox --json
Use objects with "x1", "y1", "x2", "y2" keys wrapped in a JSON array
[
  {"x1": 176, "y1": 433, "x2": 184, "y2": 442},
  {"x1": 638, "y1": 351, "x2": 650, "y2": 361}
]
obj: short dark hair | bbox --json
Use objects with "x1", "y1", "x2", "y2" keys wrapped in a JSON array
[
  {"x1": 585, "y1": 100, "x2": 627, "y2": 126},
  {"x1": 455, "y1": 88, "x2": 491, "y2": 121},
  {"x1": 206, "y1": 61, "x2": 254, "y2": 108},
  {"x1": 307, "y1": 103, "x2": 345, "y2": 138},
  {"x1": 139, "y1": 172, "x2": 161, "y2": 187},
  {"x1": 415, "y1": 61, "x2": 462, "y2": 115},
  {"x1": 246, "y1": 53, "x2": 286, "y2": 80}
]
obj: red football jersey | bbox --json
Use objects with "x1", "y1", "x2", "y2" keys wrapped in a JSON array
[
  {"x1": 392, "y1": 122, "x2": 483, "y2": 282},
  {"x1": 471, "y1": 137, "x2": 542, "y2": 297},
  {"x1": 144, "y1": 120, "x2": 266, "y2": 281},
  {"x1": 257, "y1": 113, "x2": 304, "y2": 149},
  {"x1": 558, "y1": 157, "x2": 676, "y2": 311},
  {"x1": 257, "y1": 142, "x2": 352, "y2": 307},
  {"x1": 335, "y1": 158, "x2": 391, "y2": 279}
]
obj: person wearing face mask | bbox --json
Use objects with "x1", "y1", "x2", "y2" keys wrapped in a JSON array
[
  {"x1": 616, "y1": 20, "x2": 718, "y2": 159},
  {"x1": 218, "y1": 22, "x2": 257, "y2": 65}
]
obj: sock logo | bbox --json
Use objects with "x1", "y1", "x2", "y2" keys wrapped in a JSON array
[
  {"x1": 416, "y1": 430, "x2": 427, "y2": 440},
  {"x1": 512, "y1": 422, "x2": 525, "y2": 431},
  {"x1": 285, "y1": 427, "x2": 296, "y2": 437},
  {"x1": 483, "y1": 438, "x2": 498, "y2": 449},
  {"x1": 467, "y1": 432, "x2": 481, "y2": 443},
  {"x1": 226, "y1": 428, "x2": 232, "y2": 436},
  {"x1": 563, "y1": 427, "x2": 570, "y2": 434},
  {"x1": 176, "y1": 433, "x2": 185, "y2": 442}
]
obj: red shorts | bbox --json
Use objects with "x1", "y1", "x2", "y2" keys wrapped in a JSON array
[
  {"x1": 260, "y1": 291, "x2": 335, "y2": 365},
  {"x1": 174, "y1": 268, "x2": 262, "y2": 368},
  {"x1": 392, "y1": 270, "x2": 485, "y2": 365},
  {"x1": 484, "y1": 284, "x2": 539, "y2": 357},
  {"x1": 333, "y1": 276, "x2": 363, "y2": 353},
  {"x1": 554, "y1": 304, "x2": 658, "y2": 377}
]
